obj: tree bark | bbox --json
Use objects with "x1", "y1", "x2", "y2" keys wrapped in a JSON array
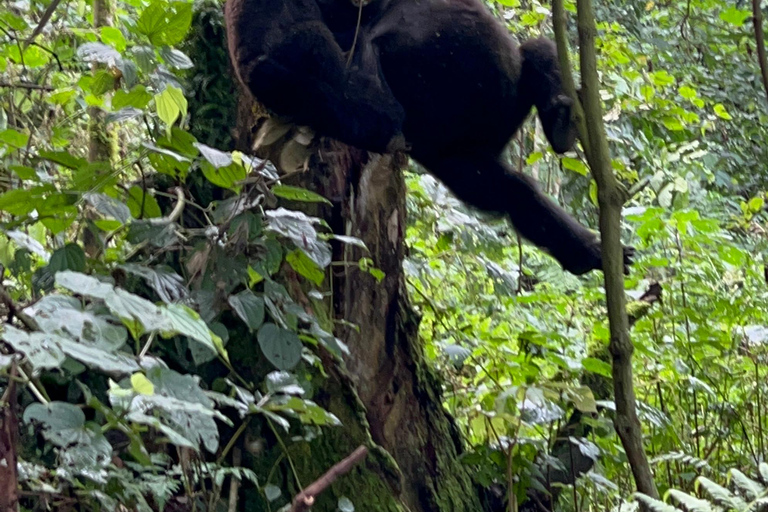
[
  {"x1": 88, "y1": 0, "x2": 116, "y2": 164},
  {"x1": 226, "y1": 97, "x2": 485, "y2": 512},
  {"x1": 0, "y1": 365, "x2": 19, "y2": 512}
]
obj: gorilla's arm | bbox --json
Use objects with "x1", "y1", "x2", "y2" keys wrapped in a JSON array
[{"x1": 426, "y1": 153, "x2": 633, "y2": 275}]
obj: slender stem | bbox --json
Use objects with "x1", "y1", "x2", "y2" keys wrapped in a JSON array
[{"x1": 752, "y1": 0, "x2": 768, "y2": 105}]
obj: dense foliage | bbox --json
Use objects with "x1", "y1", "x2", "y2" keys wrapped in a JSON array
[
  {"x1": 405, "y1": 0, "x2": 768, "y2": 509},
  {"x1": 2, "y1": 0, "x2": 768, "y2": 510}
]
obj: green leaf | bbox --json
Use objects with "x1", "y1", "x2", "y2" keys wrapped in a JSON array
[
  {"x1": 713, "y1": 103, "x2": 732, "y2": 120},
  {"x1": 76, "y1": 42, "x2": 120, "y2": 64},
  {"x1": 112, "y1": 85, "x2": 152, "y2": 110},
  {"x1": 23, "y1": 402, "x2": 85, "y2": 444},
  {"x1": 131, "y1": 373, "x2": 155, "y2": 395},
  {"x1": 570, "y1": 386, "x2": 598, "y2": 413},
  {"x1": 257, "y1": 323, "x2": 302, "y2": 370},
  {"x1": 100, "y1": 26, "x2": 127, "y2": 52},
  {"x1": 10, "y1": 165, "x2": 37, "y2": 181},
  {"x1": 195, "y1": 142, "x2": 232, "y2": 168},
  {"x1": 272, "y1": 185, "x2": 332, "y2": 204},
  {"x1": 48, "y1": 243, "x2": 86, "y2": 273},
  {"x1": 38, "y1": 149, "x2": 87, "y2": 169},
  {"x1": 159, "y1": 47, "x2": 193, "y2": 69},
  {"x1": 719, "y1": 6, "x2": 750, "y2": 26},
  {"x1": 228, "y1": 290, "x2": 265, "y2": 331},
  {"x1": 24, "y1": 295, "x2": 128, "y2": 350},
  {"x1": 286, "y1": 249, "x2": 325, "y2": 285},
  {"x1": 561, "y1": 157, "x2": 589, "y2": 176},
  {"x1": 0, "y1": 128, "x2": 29, "y2": 149},
  {"x1": 126, "y1": 185, "x2": 162, "y2": 219},
  {"x1": 136, "y1": 1, "x2": 193, "y2": 46},
  {"x1": 201, "y1": 161, "x2": 246, "y2": 191},
  {"x1": 1, "y1": 325, "x2": 66, "y2": 370},
  {"x1": 155, "y1": 85, "x2": 187, "y2": 130},
  {"x1": 0, "y1": 189, "x2": 35, "y2": 215},
  {"x1": 677, "y1": 85, "x2": 697, "y2": 100},
  {"x1": 162, "y1": 303, "x2": 219, "y2": 364},
  {"x1": 582, "y1": 357, "x2": 613, "y2": 378}
]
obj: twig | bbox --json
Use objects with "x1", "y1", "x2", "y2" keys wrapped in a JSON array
[
  {"x1": 24, "y1": 0, "x2": 63, "y2": 48},
  {"x1": 289, "y1": 445, "x2": 368, "y2": 512},
  {"x1": 0, "y1": 81, "x2": 53, "y2": 91},
  {"x1": 0, "y1": 280, "x2": 38, "y2": 331},
  {"x1": 227, "y1": 447, "x2": 242, "y2": 512}
]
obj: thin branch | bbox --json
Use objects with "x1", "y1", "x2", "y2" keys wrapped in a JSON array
[
  {"x1": 24, "y1": 0, "x2": 63, "y2": 48},
  {"x1": 551, "y1": 0, "x2": 593, "y2": 161},
  {"x1": 574, "y1": 0, "x2": 659, "y2": 500},
  {"x1": 0, "y1": 81, "x2": 53, "y2": 91},
  {"x1": 752, "y1": 0, "x2": 768, "y2": 105},
  {"x1": 290, "y1": 446, "x2": 369, "y2": 512}
]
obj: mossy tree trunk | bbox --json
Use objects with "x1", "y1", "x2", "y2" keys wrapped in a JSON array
[{"x1": 189, "y1": 6, "x2": 486, "y2": 510}]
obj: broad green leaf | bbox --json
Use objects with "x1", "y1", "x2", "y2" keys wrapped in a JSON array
[
  {"x1": 286, "y1": 249, "x2": 325, "y2": 285},
  {"x1": 570, "y1": 386, "x2": 598, "y2": 413},
  {"x1": 228, "y1": 290, "x2": 265, "y2": 331},
  {"x1": 100, "y1": 26, "x2": 126, "y2": 52},
  {"x1": 23, "y1": 402, "x2": 85, "y2": 445},
  {"x1": 561, "y1": 157, "x2": 589, "y2": 176},
  {"x1": 719, "y1": 6, "x2": 750, "y2": 26},
  {"x1": 257, "y1": 323, "x2": 302, "y2": 370},
  {"x1": 159, "y1": 47, "x2": 193, "y2": 69},
  {"x1": 162, "y1": 303, "x2": 219, "y2": 364},
  {"x1": 76, "y1": 42, "x2": 120, "y2": 64},
  {"x1": 713, "y1": 103, "x2": 732, "y2": 120},
  {"x1": 48, "y1": 244, "x2": 86, "y2": 273},
  {"x1": 272, "y1": 185, "x2": 332, "y2": 204},
  {"x1": 112, "y1": 85, "x2": 152, "y2": 110},
  {"x1": 136, "y1": 1, "x2": 193, "y2": 46},
  {"x1": 155, "y1": 86, "x2": 185, "y2": 130},
  {"x1": 0, "y1": 189, "x2": 36, "y2": 215},
  {"x1": 38, "y1": 149, "x2": 88, "y2": 169},
  {"x1": 201, "y1": 161, "x2": 246, "y2": 191},
  {"x1": 126, "y1": 185, "x2": 162, "y2": 219},
  {"x1": 131, "y1": 373, "x2": 155, "y2": 395},
  {"x1": 0, "y1": 128, "x2": 29, "y2": 149},
  {"x1": 582, "y1": 357, "x2": 612, "y2": 378},
  {"x1": 195, "y1": 142, "x2": 232, "y2": 168},
  {"x1": 1, "y1": 325, "x2": 66, "y2": 370},
  {"x1": 24, "y1": 295, "x2": 127, "y2": 350}
]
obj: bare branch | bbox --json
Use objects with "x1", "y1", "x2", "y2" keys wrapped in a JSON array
[{"x1": 290, "y1": 446, "x2": 368, "y2": 512}]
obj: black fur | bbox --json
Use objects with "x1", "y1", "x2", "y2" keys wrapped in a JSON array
[{"x1": 224, "y1": 0, "x2": 633, "y2": 275}]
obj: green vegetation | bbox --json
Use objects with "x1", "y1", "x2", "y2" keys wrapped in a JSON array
[{"x1": 1, "y1": 0, "x2": 768, "y2": 510}]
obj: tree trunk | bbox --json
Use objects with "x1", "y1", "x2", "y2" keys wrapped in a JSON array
[
  {"x1": 88, "y1": 0, "x2": 116, "y2": 164},
  {"x1": 222, "y1": 80, "x2": 485, "y2": 511}
]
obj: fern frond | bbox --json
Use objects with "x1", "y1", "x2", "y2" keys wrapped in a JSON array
[
  {"x1": 696, "y1": 476, "x2": 748, "y2": 510},
  {"x1": 634, "y1": 492, "x2": 684, "y2": 512},
  {"x1": 758, "y1": 463, "x2": 768, "y2": 485},
  {"x1": 730, "y1": 469, "x2": 765, "y2": 501},
  {"x1": 651, "y1": 451, "x2": 710, "y2": 472},
  {"x1": 667, "y1": 489, "x2": 716, "y2": 512},
  {"x1": 746, "y1": 497, "x2": 768, "y2": 512}
]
